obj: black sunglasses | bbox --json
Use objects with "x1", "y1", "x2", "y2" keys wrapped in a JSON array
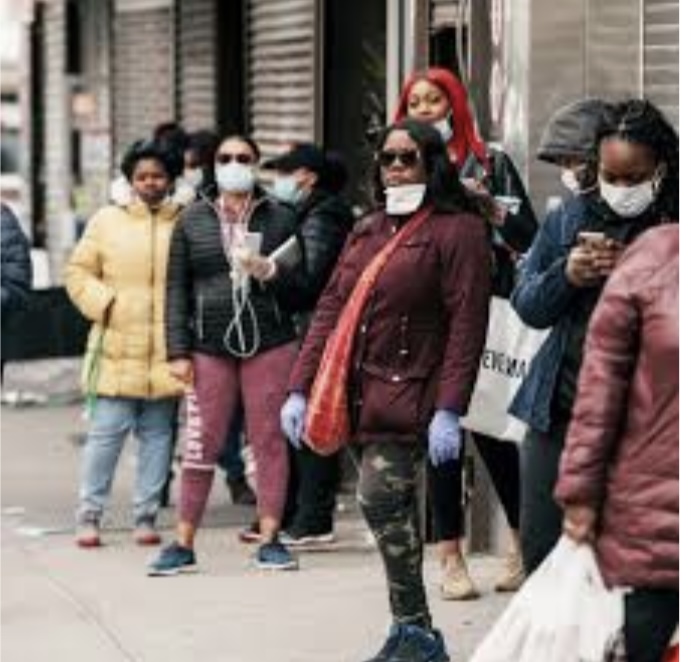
[
  {"x1": 377, "y1": 149, "x2": 420, "y2": 169},
  {"x1": 216, "y1": 152, "x2": 254, "y2": 165}
]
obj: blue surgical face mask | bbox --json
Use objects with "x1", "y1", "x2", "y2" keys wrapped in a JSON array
[
  {"x1": 272, "y1": 175, "x2": 305, "y2": 204},
  {"x1": 215, "y1": 162, "x2": 256, "y2": 193}
]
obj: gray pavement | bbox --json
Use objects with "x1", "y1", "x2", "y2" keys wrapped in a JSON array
[{"x1": 1, "y1": 360, "x2": 510, "y2": 662}]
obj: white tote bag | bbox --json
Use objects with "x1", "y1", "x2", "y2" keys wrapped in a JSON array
[
  {"x1": 462, "y1": 297, "x2": 549, "y2": 443},
  {"x1": 469, "y1": 536, "x2": 625, "y2": 662}
]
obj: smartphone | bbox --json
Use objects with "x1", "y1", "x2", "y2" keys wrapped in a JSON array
[
  {"x1": 242, "y1": 231, "x2": 263, "y2": 254},
  {"x1": 578, "y1": 231, "x2": 607, "y2": 250}
]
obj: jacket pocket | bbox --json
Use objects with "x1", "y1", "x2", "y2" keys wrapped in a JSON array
[{"x1": 357, "y1": 361, "x2": 437, "y2": 436}]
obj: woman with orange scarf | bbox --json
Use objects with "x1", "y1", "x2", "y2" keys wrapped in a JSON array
[
  {"x1": 280, "y1": 120, "x2": 491, "y2": 661},
  {"x1": 395, "y1": 67, "x2": 538, "y2": 599}
]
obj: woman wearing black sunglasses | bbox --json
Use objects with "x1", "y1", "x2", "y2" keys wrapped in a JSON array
[
  {"x1": 148, "y1": 134, "x2": 303, "y2": 575},
  {"x1": 280, "y1": 119, "x2": 492, "y2": 661}
]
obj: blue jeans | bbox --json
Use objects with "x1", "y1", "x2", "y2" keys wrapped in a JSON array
[{"x1": 77, "y1": 396, "x2": 178, "y2": 525}]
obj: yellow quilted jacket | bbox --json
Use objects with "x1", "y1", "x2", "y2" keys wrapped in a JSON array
[{"x1": 65, "y1": 200, "x2": 185, "y2": 399}]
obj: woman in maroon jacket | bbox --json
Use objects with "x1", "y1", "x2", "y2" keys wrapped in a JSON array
[
  {"x1": 556, "y1": 225, "x2": 678, "y2": 662},
  {"x1": 280, "y1": 119, "x2": 492, "y2": 661}
]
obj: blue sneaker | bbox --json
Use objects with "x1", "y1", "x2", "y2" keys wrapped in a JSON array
[
  {"x1": 148, "y1": 542, "x2": 198, "y2": 576},
  {"x1": 363, "y1": 624, "x2": 450, "y2": 662},
  {"x1": 362, "y1": 624, "x2": 405, "y2": 662},
  {"x1": 388, "y1": 625, "x2": 449, "y2": 662},
  {"x1": 254, "y1": 539, "x2": 298, "y2": 570}
]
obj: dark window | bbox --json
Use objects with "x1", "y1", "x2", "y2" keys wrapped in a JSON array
[{"x1": 65, "y1": 0, "x2": 82, "y2": 75}]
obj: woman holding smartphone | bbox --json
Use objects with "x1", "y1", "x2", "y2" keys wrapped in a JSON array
[
  {"x1": 510, "y1": 99, "x2": 678, "y2": 574},
  {"x1": 148, "y1": 134, "x2": 302, "y2": 575}
]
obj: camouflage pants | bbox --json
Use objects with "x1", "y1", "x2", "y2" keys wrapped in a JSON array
[{"x1": 357, "y1": 441, "x2": 431, "y2": 629}]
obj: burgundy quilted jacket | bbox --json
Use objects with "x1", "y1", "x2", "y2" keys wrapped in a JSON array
[{"x1": 555, "y1": 224, "x2": 678, "y2": 589}]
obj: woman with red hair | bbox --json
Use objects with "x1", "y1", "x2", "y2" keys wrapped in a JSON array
[{"x1": 396, "y1": 67, "x2": 538, "y2": 601}]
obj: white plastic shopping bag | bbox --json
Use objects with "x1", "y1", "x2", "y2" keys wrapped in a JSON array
[
  {"x1": 469, "y1": 536, "x2": 624, "y2": 662},
  {"x1": 462, "y1": 297, "x2": 549, "y2": 443}
]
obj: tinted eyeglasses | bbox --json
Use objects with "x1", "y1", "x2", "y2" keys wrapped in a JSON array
[
  {"x1": 377, "y1": 149, "x2": 420, "y2": 169},
  {"x1": 216, "y1": 152, "x2": 254, "y2": 165}
]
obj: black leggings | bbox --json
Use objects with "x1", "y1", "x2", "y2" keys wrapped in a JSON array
[
  {"x1": 625, "y1": 588, "x2": 678, "y2": 662},
  {"x1": 429, "y1": 432, "x2": 520, "y2": 541}
]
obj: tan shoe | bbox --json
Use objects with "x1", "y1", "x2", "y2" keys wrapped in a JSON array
[
  {"x1": 440, "y1": 555, "x2": 480, "y2": 601},
  {"x1": 495, "y1": 531, "x2": 526, "y2": 592}
]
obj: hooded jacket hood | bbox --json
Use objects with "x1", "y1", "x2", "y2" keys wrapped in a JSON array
[{"x1": 537, "y1": 98, "x2": 613, "y2": 164}]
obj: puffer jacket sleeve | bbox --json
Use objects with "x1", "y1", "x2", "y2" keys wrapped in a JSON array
[
  {"x1": 511, "y1": 203, "x2": 578, "y2": 329},
  {"x1": 165, "y1": 217, "x2": 193, "y2": 359},
  {"x1": 436, "y1": 214, "x2": 492, "y2": 413},
  {"x1": 64, "y1": 209, "x2": 116, "y2": 323},
  {"x1": 1, "y1": 204, "x2": 32, "y2": 314},
  {"x1": 288, "y1": 226, "x2": 359, "y2": 394},
  {"x1": 488, "y1": 149, "x2": 538, "y2": 253},
  {"x1": 555, "y1": 243, "x2": 640, "y2": 508},
  {"x1": 275, "y1": 198, "x2": 353, "y2": 312}
]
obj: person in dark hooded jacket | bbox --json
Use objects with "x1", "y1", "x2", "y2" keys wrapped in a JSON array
[{"x1": 536, "y1": 97, "x2": 613, "y2": 197}]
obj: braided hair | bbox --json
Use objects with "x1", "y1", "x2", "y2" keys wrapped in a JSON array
[{"x1": 599, "y1": 99, "x2": 679, "y2": 220}]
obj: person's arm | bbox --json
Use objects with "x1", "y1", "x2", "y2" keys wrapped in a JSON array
[
  {"x1": 63, "y1": 210, "x2": 115, "y2": 323},
  {"x1": 488, "y1": 149, "x2": 539, "y2": 253},
  {"x1": 165, "y1": 218, "x2": 194, "y2": 360},
  {"x1": 435, "y1": 214, "x2": 493, "y2": 413},
  {"x1": 510, "y1": 205, "x2": 579, "y2": 329},
  {"x1": 555, "y1": 247, "x2": 640, "y2": 511},
  {"x1": 287, "y1": 228, "x2": 360, "y2": 394},
  {"x1": 0, "y1": 205, "x2": 32, "y2": 314}
]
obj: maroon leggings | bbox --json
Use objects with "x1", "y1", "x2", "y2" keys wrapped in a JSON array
[{"x1": 178, "y1": 343, "x2": 297, "y2": 526}]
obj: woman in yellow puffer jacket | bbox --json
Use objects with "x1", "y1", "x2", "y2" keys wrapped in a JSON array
[{"x1": 65, "y1": 138, "x2": 188, "y2": 548}]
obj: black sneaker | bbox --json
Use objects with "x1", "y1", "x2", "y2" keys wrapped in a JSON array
[
  {"x1": 254, "y1": 540, "x2": 299, "y2": 571},
  {"x1": 147, "y1": 542, "x2": 198, "y2": 576},
  {"x1": 280, "y1": 526, "x2": 335, "y2": 547}
]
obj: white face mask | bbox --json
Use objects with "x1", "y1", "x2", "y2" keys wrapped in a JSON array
[
  {"x1": 183, "y1": 167, "x2": 204, "y2": 190},
  {"x1": 215, "y1": 162, "x2": 256, "y2": 193},
  {"x1": 433, "y1": 116, "x2": 453, "y2": 143},
  {"x1": 560, "y1": 169, "x2": 581, "y2": 194},
  {"x1": 385, "y1": 183, "x2": 426, "y2": 216},
  {"x1": 599, "y1": 177, "x2": 657, "y2": 218}
]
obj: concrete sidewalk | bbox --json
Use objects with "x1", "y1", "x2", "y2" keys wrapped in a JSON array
[{"x1": 1, "y1": 394, "x2": 510, "y2": 662}]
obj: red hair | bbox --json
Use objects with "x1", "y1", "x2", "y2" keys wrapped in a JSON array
[{"x1": 394, "y1": 67, "x2": 489, "y2": 172}]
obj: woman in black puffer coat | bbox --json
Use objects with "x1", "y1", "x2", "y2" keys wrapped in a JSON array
[{"x1": 150, "y1": 134, "x2": 302, "y2": 576}]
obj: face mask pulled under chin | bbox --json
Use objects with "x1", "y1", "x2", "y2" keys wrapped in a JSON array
[
  {"x1": 599, "y1": 177, "x2": 657, "y2": 218},
  {"x1": 215, "y1": 162, "x2": 256, "y2": 193},
  {"x1": 385, "y1": 183, "x2": 427, "y2": 216}
]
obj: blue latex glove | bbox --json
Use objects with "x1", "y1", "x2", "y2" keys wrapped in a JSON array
[
  {"x1": 280, "y1": 392, "x2": 307, "y2": 449},
  {"x1": 428, "y1": 409, "x2": 463, "y2": 467}
]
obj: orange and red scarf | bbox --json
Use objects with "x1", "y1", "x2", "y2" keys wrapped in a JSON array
[{"x1": 303, "y1": 206, "x2": 433, "y2": 455}]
